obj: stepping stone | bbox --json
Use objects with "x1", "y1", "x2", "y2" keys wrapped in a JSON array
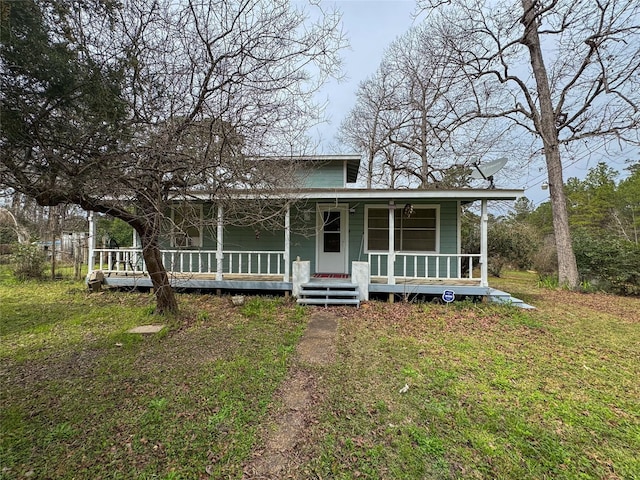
[{"x1": 127, "y1": 325, "x2": 165, "y2": 334}]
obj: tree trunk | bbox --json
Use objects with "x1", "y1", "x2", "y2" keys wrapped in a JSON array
[
  {"x1": 521, "y1": 0, "x2": 580, "y2": 289},
  {"x1": 50, "y1": 206, "x2": 57, "y2": 280},
  {"x1": 139, "y1": 230, "x2": 179, "y2": 315}
]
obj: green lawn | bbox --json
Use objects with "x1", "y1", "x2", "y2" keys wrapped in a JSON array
[{"x1": 1, "y1": 270, "x2": 639, "y2": 479}]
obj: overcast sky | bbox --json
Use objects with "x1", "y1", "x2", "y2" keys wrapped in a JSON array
[
  {"x1": 310, "y1": 1, "x2": 637, "y2": 207},
  {"x1": 312, "y1": 0, "x2": 416, "y2": 152}
]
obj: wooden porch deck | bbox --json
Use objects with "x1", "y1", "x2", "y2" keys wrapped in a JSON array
[
  {"x1": 370, "y1": 276, "x2": 481, "y2": 286},
  {"x1": 103, "y1": 271, "x2": 479, "y2": 285},
  {"x1": 100, "y1": 271, "x2": 487, "y2": 295}
]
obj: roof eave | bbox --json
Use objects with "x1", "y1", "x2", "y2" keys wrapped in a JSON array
[{"x1": 188, "y1": 188, "x2": 524, "y2": 202}]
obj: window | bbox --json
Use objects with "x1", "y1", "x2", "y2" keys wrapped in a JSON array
[
  {"x1": 366, "y1": 206, "x2": 437, "y2": 252},
  {"x1": 323, "y1": 211, "x2": 341, "y2": 253},
  {"x1": 170, "y1": 204, "x2": 203, "y2": 248}
]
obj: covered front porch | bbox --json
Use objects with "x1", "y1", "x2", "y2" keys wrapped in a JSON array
[
  {"x1": 86, "y1": 189, "x2": 532, "y2": 306},
  {"x1": 89, "y1": 254, "x2": 528, "y2": 307},
  {"x1": 89, "y1": 248, "x2": 485, "y2": 287}
]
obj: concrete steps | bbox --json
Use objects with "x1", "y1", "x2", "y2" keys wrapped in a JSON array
[
  {"x1": 297, "y1": 281, "x2": 360, "y2": 307},
  {"x1": 488, "y1": 289, "x2": 536, "y2": 309}
]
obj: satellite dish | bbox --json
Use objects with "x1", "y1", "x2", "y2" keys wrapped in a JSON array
[{"x1": 470, "y1": 157, "x2": 508, "y2": 189}]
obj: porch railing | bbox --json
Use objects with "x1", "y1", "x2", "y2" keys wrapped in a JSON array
[
  {"x1": 94, "y1": 248, "x2": 145, "y2": 275},
  {"x1": 368, "y1": 253, "x2": 481, "y2": 281},
  {"x1": 93, "y1": 248, "x2": 286, "y2": 277},
  {"x1": 93, "y1": 248, "x2": 481, "y2": 284}
]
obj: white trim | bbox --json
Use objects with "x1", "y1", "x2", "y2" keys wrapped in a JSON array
[
  {"x1": 247, "y1": 154, "x2": 361, "y2": 162},
  {"x1": 88, "y1": 212, "x2": 96, "y2": 274},
  {"x1": 480, "y1": 199, "x2": 489, "y2": 287},
  {"x1": 216, "y1": 205, "x2": 224, "y2": 281},
  {"x1": 188, "y1": 188, "x2": 523, "y2": 201},
  {"x1": 457, "y1": 201, "x2": 462, "y2": 278},
  {"x1": 388, "y1": 202, "x2": 395, "y2": 285},
  {"x1": 364, "y1": 204, "x2": 440, "y2": 254},
  {"x1": 343, "y1": 159, "x2": 348, "y2": 186},
  {"x1": 315, "y1": 203, "x2": 349, "y2": 273},
  {"x1": 284, "y1": 203, "x2": 290, "y2": 282}
]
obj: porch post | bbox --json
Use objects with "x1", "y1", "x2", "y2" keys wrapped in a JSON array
[
  {"x1": 216, "y1": 205, "x2": 224, "y2": 281},
  {"x1": 480, "y1": 199, "x2": 489, "y2": 287},
  {"x1": 132, "y1": 227, "x2": 141, "y2": 248},
  {"x1": 284, "y1": 203, "x2": 291, "y2": 283},
  {"x1": 387, "y1": 201, "x2": 395, "y2": 285},
  {"x1": 131, "y1": 228, "x2": 142, "y2": 272},
  {"x1": 87, "y1": 211, "x2": 96, "y2": 275},
  {"x1": 457, "y1": 201, "x2": 462, "y2": 278}
]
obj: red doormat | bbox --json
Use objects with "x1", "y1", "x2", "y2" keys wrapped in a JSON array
[{"x1": 313, "y1": 273, "x2": 350, "y2": 279}]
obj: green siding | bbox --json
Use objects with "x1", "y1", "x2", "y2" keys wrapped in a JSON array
[
  {"x1": 299, "y1": 161, "x2": 345, "y2": 188},
  {"x1": 356, "y1": 200, "x2": 459, "y2": 277},
  {"x1": 349, "y1": 203, "x2": 366, "y2": 263},
  {"x1": 223, "y1": 225, "x2": 284, "y2": 251},
  {"x1": 290, "y1": 205, "x2": 318, "y2": 271},
  {"x1": 163, "y1": 199, "x2": 461, "y2": 277},
  {"x1": 439, "y1": 201, "x2": 458, "y2": 254}
]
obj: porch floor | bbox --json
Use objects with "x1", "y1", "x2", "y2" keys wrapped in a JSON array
[
  {"x1": 101, "y1": 272, "x2": 480, "y2": 286},
  {"x1": 370, "y1": 276, "x2": 481, "y2": 286}
]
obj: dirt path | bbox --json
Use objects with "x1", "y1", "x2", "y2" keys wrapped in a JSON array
[{"x1": 243, "y1": 310, "x2": 338, "y2": 479}]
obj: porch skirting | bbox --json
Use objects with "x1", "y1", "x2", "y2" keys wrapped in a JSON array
[
  {"x1": 96, "y1": 272, "x2": 532, "y2": 308},
  {"x1": 99, "y1": 272, "x2": 487, "y2": 297}
]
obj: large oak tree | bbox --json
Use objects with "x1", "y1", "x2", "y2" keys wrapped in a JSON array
[
  {"x1": 417, "y1": 0, "x2": 640, "y2": 288},
  {"x1": 1, "y1": 0, "x2": 345, "y2": 313}
]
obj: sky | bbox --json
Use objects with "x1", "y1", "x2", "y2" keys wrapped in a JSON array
[
  {"x1": 310, "y1": 1, "x2": 638, "y2": 209},
  {"x1": 312, "y1": 0, "x2": 416, "y2": 151}
]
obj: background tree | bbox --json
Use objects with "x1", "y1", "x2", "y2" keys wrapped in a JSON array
[
  {"x1": 338, "y1": 69, "x2": 397, "y2": 188},
  {"x1": 565, "y1": 162, "x2": 618, "y2": 234},
  {"x1": 616, "y1": 163, "x2": 640, "y2": 244},
  {"x1": 564, "y1": 161, "x2": 639, "y2": 294},
  {"x1": 519, "y1": 161, "x2": 640, "y2": 294},
  {"x1": 418, "y1": 0, "x2": 640, "y2": 289},
  {"x1": 1, "y1": 0, "x2": 344, "y2": 313},
  {"x1": 339, "y1": 17, "x2": 524, "y2": 189}
]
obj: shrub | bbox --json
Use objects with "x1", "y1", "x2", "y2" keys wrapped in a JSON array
[
  {"x1": 10, "y1": 243, "x2": 46, "y2": 280},
  {"x1": 573, "y1": 231, "x2": 640, "y2": 296},
  {"x1": 463, "y1": 218, "x2": 542, "y2": 277},
  {"x1": 488, "y1": 255, "x2": 507, "y2": 277},
  {"x1": 531, "y1": 235, "x2": 557, "y2": 278}
]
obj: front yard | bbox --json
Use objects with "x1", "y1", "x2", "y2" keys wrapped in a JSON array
[{"x1": 1, "y1": 270, "x2": 638, "y2": 479}]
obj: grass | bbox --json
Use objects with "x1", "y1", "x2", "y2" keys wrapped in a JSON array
[
  {"x1": 299, "y1": 273, "x2": 640, "y2": 479},
  {"x1": 1, "y1": 268, "x2": 639, "y2": 479},
  {"x1": 0, "y1": 268, "x2": 307, "y2": 479}
]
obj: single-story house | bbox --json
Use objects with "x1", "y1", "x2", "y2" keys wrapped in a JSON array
[{"x1": 87, "y1": 155, "x2": 531, "y2": 307}]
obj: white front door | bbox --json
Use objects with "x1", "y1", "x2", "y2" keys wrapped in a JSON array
[{"x1": 316, "y1": 205, "x2": 348, "y2": 274}]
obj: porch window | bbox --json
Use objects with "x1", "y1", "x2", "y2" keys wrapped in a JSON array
[
  {"x1": 366, "y1": 206, "x2": 437, "y2": 252},
  {"x1": 170, "y1": 204, "x2": 203, "y2": 248}
]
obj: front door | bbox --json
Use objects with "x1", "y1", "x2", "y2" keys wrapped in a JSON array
[{"x1": 317, "y1": 205, "x2": 348, "y2": 274}]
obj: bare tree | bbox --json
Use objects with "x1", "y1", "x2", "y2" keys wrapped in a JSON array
[
  {"x1": 1, "y1": 0, "x2": 345, "y2": 313},
  {"x1": 383, "y1": 22, "x2": 471, "y2": 187},
  {"x1": 417, "y1": 0, "x2": 640, "y2": 288},
  {"x1": 339, "y1": 18, "x2": 517, "y2": 189},
  {"x1": 338, "y1": 69, "x2": 399, "y2": 188}
]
